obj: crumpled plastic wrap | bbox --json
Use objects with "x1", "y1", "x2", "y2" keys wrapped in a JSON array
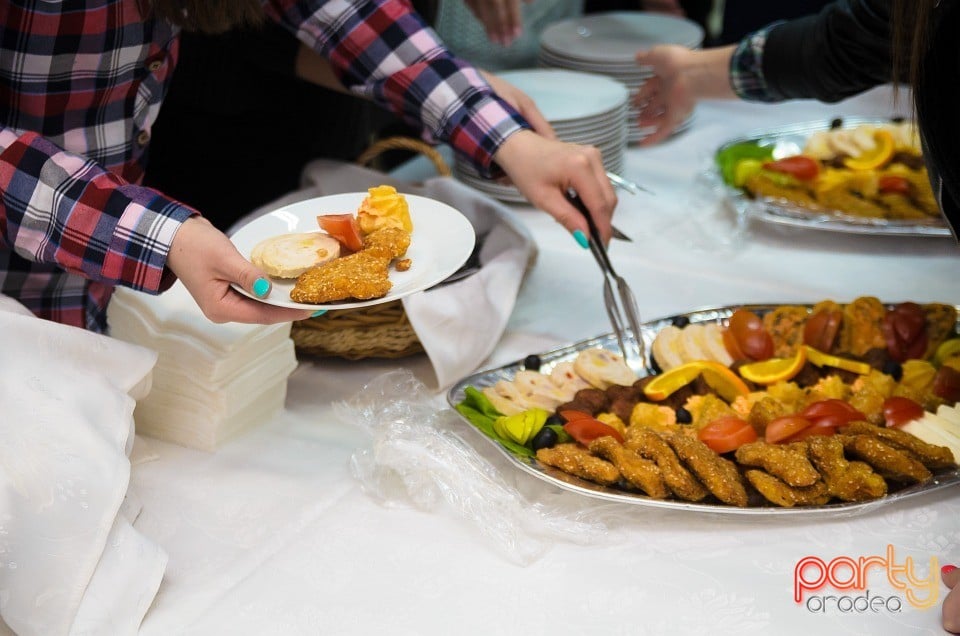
[{"x1": 336, "y1": 370, "x2": 610, "y2": 565}]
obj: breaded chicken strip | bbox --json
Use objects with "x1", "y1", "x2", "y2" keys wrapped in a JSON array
[
  {"x1": 589, "y1": 437, "x2": 668, "y2": 498},
  {"x1": 626, "y1": 427, "x2": 708, "y2": 502},
  {"x1": 666, "y1": 432, "x2": 748, "y2": 507},
  {"x1": 291, "y1": 251, "x2": 392, "y2": 303},
  {"x1": 735, "y1": 441, "x2": 820, "y2": 487},
  {"x1": 842, "y1": 421, "x2": 956, "y2": 470},
  {"x1": 536, "y1": 443, "x2": 620, "y2": 487},
  {"x1": 806, "y1": 436, "x2": 888, "y2": 502},
  {"x1": 744, "y1": 470, "x2": 831, "y2": 507},
  {"x1": 363, "y1": 227, "x2": 411, "y2": 259},
  {"x1": 837, "y1": 434, "x2": 932, "y2": 484}
]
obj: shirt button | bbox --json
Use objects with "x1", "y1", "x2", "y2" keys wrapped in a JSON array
[
  {"x1": 147, "y1": 60, "x2": 163, "y2": 72},
  {"x1": 136, "y1": 130, "x2": 150, "y2": 146}
]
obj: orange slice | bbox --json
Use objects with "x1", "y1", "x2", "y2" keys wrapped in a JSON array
[
  {"x1": 738, "y1": 346, "x2": 807, "y2": 385},
  {"x1": 644, "y1": 360, "x2": 750, "y2": 403},
  {"x1": 803, "y1": 345, "x2": 871, "y2": 375},
  {"x1": 843, "y1": 129, "x2": 895, "y2": 171}
]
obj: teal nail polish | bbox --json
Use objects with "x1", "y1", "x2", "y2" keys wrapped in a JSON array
[
  {"x1": 573, "y1": 229, "x2": 589, "y2": 249},
  {"x1": 311, "y1": 310, "x2": 327, "y2": 318},
  {"x1": 252, "y1": 277, "x2": 270, "y2": 298}
]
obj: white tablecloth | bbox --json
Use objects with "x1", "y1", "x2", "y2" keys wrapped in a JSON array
[{"x1": 131, "y1": 87, "x2": 960, "y2": 635}]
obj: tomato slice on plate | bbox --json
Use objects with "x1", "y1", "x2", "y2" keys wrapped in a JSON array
[
  {"x1": 762, "y1": 156, "x2": 820, "y2": 181},
  {"x1": 765, "y1": 415, "x2": 813, "y2": 443},
  {"x1": 799, "y1": 399, "x2": 866, "y2": 425},
  {"x1": 803, "y1": 309, "x2": 842, "y2": 353},
  {"x1": 563, "y1": 418, "x2": 625, "y2": 446},
  {"x1": 727, "y1": 309, "x2": 774, "y2": 361},
  {"x1": 881, "y1": 303, "x2": 928, "y2": 362},
  {"x1": 317, "y1": 213, "x2": 363, "y2": 252},
  {"x1": 878, "y1": 175, "x2": 911, "y2": 195},
  {"x1": 698, "y1": 415, "x2": 757, "y2": 454},
  {"x1": 881, "y1": 396, "x2": 924, "y2": 428},
  {"x1": 933, "y1": 365, "x2": 960, "y2": 403},
  {"x1": 558, "y1": 409, "x2": 594, "y2": 423}
]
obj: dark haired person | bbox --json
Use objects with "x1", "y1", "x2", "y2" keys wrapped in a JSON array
[
  {"x1": 631, "y1": 0, "x2": 959, "y2": 248},
  {"x1": 0, "y1": 0, "x2": 615, "y2": 332}
]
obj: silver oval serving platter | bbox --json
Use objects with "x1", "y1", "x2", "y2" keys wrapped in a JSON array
[
  {"x1": 714, "y1": 118, "x2": 953, "y2": 238},
  {"x1": 447, "y1": 303, "x2": 960, "y2": 516}
]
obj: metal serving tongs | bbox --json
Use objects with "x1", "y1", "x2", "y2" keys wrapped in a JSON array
[{"x1": 566, "y1": 190, "x2": 646, "y2": 374}]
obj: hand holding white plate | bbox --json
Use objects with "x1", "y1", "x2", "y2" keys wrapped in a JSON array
[{"x1": 229, "y1": 193, "x2": 476, "y2": 310}]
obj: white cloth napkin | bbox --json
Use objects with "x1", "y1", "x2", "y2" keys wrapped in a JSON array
[
  {"x1": 0, "y1": 295, "x2": 167, "y2": 635},
  {"x1": 232, "y1": 159, "x2": 537, "y2": 389}
]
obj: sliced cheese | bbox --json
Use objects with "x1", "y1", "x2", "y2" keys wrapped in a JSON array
[{"x1": 902, "y1": 414, "x2": 960, "y2": 464}]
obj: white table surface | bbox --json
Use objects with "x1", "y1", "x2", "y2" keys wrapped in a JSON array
[{"x1": 132, "y1": 86, "x2": 960, "y2": 635}]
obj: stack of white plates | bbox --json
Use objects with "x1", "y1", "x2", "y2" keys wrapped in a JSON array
[
  {"x1": 455, "y1": 68, "x2": 628, "y2": 202},
  {"x1": 538, "y1": 12, "x2": 704, "y2": 144}
]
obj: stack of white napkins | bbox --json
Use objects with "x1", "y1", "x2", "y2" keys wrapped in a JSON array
[{"x1": 107, "y1": 282, "x2": 297, "y2": 451}]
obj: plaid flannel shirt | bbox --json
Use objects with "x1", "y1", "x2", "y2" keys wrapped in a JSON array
[
  {"x1": 0, "y1": 0, "x2": 527, "y2": 331},
  {"x1": 729, "y1": 24, "x2": 783, "y2": 103}
]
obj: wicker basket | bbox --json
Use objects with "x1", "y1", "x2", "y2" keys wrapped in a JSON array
[{"x1": 290, "y1": 137, "x2": 449, "y2": 359}]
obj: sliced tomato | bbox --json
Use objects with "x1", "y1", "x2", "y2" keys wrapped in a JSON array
[
  {"x1": 563, "y1": 418, "x2": 625, "y2": 446},
  {"x1": 933, "y1": 365, "x2": 960, "y2": 404},
  {"x1": 762, "y1": 156, "x2": 820, "y2": 181},
  {"x1": 881, "y1": 396, "x2": 925, "y2": 428},
  {"x1": 803, "y1": 309, "x2": 842, "y2": 353},
  {"x1": 558, "y1": 409, "x2": 594, "y2": 423},
  {"x1": 878, "y1": 175, "x2": 911, "y2": 195},
  {"x1": 783, "y1": 421, "x2": 838, "y2": 442},
  {"x1": 800, "y1": 399, "x2": 866, "y2": 425},
  {"x1": 722, "y1": 327, "x2": 747, "y2": 361},
  {"x1": 317, "y1": 213, "x2": 363, "y2": 252},
  {"x1": 765, "y1": 415, "x2": 813, "y2": 444},
  {"x1": 728, "y1": 309, "x2": 774, "y2": 361},
  {"x1": 882, "y1": 303, "x2": 928, "y2": 362},
  {"x1": 698, "y1": 415, "x2": 758, "y2": 454}
]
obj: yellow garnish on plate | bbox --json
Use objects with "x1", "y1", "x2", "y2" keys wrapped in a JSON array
[
  {"x1": 644, "y1": 360, "x2": 750, "y2": 403},
  {"x1": 358, "y1": 185, "x2": 413, "y2": 235},
  {"x1": 843, "y1": 129, "x2": 895, "y2": 171},
  {"x1": 738, "y1": 346, "x2": 807, "y2": 385},
  {"x1": 803, "y1": 345, "x2": 871, "y2": 375}
]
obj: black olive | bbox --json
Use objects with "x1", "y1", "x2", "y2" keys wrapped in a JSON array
[
  {"x1": 672, "y1": 315, "x2": 690, "y2": 328},
  {"x1": 531, "y1": 427, "x2": 559, "y2": 451},
  {"x1": 648, "y1": 353, "x2": 663, "y2": 375},
  {"x1": 523, "y1": 354, "x2": 541, "y2": 371},
  {"x1": 675, "y1": 407, "x2": 693, "y2": 424},
  {"x1": 830, "y1": 117, "x2": 843, "y2": 129},
  {"x1": 882, "y1": 359, "x2": 904, "y2": 381},
  {"x1": 545, "y1": 414, "x2": 563, "y2": 427}
]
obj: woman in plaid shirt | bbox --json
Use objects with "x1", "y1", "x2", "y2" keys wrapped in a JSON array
[{"x1": 0, "y1": 0, "x2": 616, "y2": 332}]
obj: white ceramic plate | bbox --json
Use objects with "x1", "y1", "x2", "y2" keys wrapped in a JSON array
[
  {"x1": 497, "y1": 69, "x2": 628, "y2": 123},
  {"x1": 229, "y1": 193, "x2": 476, "y2": 309},
  {"x1": 540, "y1": 12, "x2": 704, "y2": 64}
]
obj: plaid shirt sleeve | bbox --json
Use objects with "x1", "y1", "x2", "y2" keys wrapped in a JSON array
[
  {"x1": 264, "y1": 0, "x2": 529, "y2": 177},
  {"x1": 0, "y1": 128, "x2": 197, "y2": 294},
  {"x1": 729, "y1": 24, "x2": 784, "y2": 103}
]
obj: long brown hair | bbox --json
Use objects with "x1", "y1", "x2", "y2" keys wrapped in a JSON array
[
  {"x1": 890, "y1": 0, "x2": 937, "y2": 108},
  {"x1": 149, "y1": 0, "x2": 265, "y2": 33}
]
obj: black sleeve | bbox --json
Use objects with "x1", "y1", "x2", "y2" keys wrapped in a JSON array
[{"x1": 762, "y1": 0, "x2": 895, "y2": 103}]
